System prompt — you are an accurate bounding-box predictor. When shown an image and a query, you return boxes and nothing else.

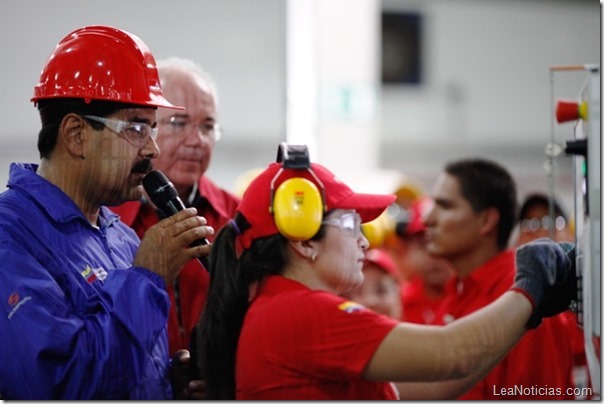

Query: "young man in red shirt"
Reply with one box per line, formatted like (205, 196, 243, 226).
(423, 158, 575, 400)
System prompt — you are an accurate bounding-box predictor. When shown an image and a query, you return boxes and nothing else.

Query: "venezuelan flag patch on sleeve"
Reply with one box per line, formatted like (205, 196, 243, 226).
(338, 300, 365, 314)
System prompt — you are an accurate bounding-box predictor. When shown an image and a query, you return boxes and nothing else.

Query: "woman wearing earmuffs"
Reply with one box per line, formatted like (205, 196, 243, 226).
(191, 144, 576, 400)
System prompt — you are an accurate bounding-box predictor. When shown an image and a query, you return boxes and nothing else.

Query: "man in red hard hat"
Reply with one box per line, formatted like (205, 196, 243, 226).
(0, 26, 213, 399)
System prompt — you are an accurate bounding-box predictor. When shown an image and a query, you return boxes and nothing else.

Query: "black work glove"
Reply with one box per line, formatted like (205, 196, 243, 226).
(534, 243, 577, 318)
(513, 238, 576, 329)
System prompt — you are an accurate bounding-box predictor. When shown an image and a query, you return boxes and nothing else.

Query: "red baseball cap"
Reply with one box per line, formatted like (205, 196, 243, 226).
(396, 196, 434, 237)
(364, 248, 399, 280)
(237, 162, 396, 249)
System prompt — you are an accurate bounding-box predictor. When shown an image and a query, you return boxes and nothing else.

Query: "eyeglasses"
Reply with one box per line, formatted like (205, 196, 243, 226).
(520, 216, 567, 233)
(83, 115, 158, 148)
(160, 116, 222, 142)
(322, 212, 363, 237)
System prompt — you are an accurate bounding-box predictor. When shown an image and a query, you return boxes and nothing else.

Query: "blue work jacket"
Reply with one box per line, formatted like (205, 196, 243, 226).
(0, 163, 172, 399)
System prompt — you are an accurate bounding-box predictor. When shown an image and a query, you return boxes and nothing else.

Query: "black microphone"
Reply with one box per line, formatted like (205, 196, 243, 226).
(143, 170, 210, 271)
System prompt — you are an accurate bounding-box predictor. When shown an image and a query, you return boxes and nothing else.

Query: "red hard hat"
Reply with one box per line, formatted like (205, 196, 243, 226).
(31, 25, 183, 109)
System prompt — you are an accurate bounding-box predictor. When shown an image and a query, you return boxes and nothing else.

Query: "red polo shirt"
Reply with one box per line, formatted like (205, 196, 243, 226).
(237, 276, 399, 400)
(110, 176, 240, 355)
(401, 277, 447, 324)
(434, 250, 575, 400)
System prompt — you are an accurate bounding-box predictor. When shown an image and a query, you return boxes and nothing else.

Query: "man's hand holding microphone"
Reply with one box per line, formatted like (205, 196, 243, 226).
(134, 170, 214, 284)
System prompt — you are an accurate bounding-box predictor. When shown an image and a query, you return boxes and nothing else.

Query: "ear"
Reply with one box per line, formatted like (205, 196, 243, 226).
(478, 207, 500, 237)
(288, 239, 317, 262)
(59, 114, 86, 159)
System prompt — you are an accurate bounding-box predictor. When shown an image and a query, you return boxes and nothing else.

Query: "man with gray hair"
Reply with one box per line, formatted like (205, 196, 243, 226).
(111, 57, 240, 360)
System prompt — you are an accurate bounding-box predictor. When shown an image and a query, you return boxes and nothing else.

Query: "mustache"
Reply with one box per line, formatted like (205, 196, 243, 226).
(131, 158, 154, 174)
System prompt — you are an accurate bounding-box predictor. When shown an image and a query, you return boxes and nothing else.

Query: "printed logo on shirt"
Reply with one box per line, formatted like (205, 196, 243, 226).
(7, 291, 32, 319)
(80, 265, 108, 283)
(338, 300, 365, 314)
(8, 292, 19, 306)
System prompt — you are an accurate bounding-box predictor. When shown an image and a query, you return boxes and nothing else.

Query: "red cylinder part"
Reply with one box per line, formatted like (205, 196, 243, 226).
(556, 99, 588, 123)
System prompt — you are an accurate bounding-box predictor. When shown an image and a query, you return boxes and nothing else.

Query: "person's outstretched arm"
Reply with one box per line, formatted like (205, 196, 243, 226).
(364, 239, 575, 399)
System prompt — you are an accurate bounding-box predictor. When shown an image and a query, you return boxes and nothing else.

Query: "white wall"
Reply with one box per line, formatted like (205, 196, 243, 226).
(0, 0, 599, 214)
(381, 0, 599, 142)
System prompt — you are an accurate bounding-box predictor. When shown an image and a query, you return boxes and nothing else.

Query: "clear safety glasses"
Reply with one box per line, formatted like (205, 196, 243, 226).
(322, 212, 363, 237)
(159, 116, 222, 142)
(82, 115, 158, 147)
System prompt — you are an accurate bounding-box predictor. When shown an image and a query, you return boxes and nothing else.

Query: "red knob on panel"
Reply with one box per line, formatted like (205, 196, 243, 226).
(556, 99, 588, 123)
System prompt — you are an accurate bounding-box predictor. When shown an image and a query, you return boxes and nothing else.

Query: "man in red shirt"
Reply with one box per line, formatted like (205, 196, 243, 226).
(388, 197, 454, 324)
(400, 250, 452, 325)
(110, 57, 240, 356)
(423, 158, 575, 400)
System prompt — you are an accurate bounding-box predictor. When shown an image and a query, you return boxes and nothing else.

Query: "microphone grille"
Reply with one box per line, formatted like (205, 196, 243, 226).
(142, 170, 178, 206)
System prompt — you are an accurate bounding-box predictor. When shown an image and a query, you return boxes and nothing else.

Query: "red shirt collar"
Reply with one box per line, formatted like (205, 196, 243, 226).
(445, 249, 516, 296)
(198, 176, 233, 219)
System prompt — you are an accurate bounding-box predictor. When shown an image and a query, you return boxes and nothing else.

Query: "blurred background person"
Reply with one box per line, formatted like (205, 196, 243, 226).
(382, 187, 454, 325)
(392, 175, 425, 211)
(384, 177, 428, 281)
(111, 57, 240, 357)
(424, 158, 575, 400)
(513, 191, 589, 399)
(396, 211, 454, 325)
(341, 248, 402, 320)
(513, 192, 574, 247)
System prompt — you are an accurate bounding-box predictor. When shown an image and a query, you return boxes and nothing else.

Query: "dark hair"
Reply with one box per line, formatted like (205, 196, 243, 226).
(36, 98, 150, 159)
(194, 213, 327, 399)
(445, 158, 517, 250)
(518, 193, 567, 222)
